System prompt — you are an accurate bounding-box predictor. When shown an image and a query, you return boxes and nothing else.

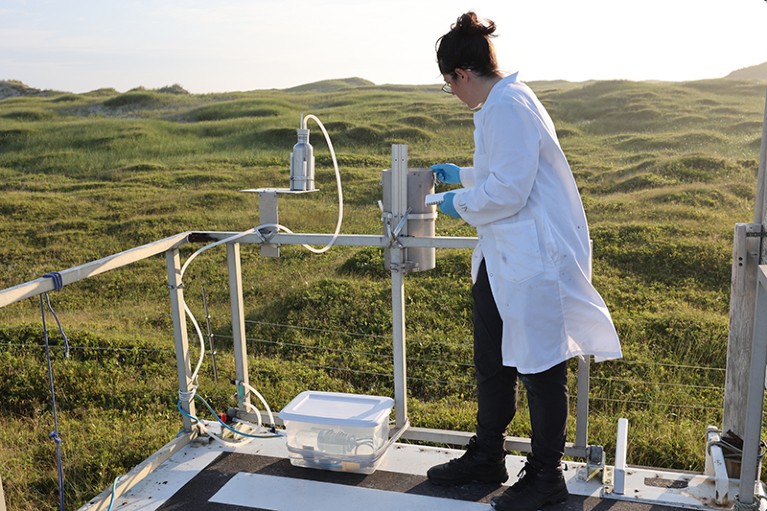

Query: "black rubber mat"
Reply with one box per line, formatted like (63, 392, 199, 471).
(155, 451, 688, 511)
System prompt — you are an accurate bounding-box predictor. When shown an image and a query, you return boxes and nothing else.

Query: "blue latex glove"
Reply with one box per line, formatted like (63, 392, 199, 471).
(439, 192, 460, 218)
(431, 163, 461, 185)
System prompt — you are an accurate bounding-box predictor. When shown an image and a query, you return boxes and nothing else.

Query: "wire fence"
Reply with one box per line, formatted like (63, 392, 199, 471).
(0, 315, 729, 420)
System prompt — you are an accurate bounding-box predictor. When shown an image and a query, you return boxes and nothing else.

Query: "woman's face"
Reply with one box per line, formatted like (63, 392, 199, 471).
(443, 69, 483, 110)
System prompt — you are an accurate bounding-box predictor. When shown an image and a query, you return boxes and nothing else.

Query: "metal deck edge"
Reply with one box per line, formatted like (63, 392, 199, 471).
(76, 433, 766, 511)
(77, 432, 195, 511)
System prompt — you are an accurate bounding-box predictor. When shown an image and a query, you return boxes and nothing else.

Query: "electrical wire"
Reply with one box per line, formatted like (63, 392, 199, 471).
(176, 394, 282, 447)
(176, 229, 261, 411)
(39, 293, 67, 511)
(106, 476, 121, 511)
(173, 113, 344, 438)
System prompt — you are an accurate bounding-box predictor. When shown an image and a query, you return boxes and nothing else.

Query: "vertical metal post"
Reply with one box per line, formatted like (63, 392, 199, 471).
(227, 243, 251, 407)
(613, 418, 628, 495)
(259, 190, 280, 258)
(574, 241, 594, 451)
(575, 356, 590, 450)
(392, 264, 407, 428)
(166, 249, 195, 432)
(738, 266, 767, 508)
(391, 144, 409, 428)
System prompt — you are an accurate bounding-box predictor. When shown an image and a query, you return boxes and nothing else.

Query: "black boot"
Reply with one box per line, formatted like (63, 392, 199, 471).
(427, 435, 509, 486)
(491, 456, 568, 511)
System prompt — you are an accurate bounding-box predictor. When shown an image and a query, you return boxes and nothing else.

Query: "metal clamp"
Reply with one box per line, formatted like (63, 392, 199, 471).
(256, 226, 278, 244)
(577, 445, 606, 483)
(392, 208, 411, 238)
(384, 208, 412, 248)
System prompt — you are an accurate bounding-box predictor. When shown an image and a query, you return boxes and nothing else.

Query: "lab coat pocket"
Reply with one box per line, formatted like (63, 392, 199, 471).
(491, 220, 545, 283)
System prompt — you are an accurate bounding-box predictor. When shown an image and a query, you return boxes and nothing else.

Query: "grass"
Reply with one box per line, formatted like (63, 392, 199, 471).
(0, 76, 765, 509)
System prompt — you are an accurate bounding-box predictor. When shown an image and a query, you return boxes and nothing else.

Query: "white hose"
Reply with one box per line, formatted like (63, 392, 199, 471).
(180, 228, 258, 389)
(176, 113, 343, 432)
(299, 114, 343, 254)
(184, 301, 206, 384)
(198, 420, 257, 448)
(242, 381, 276, 427)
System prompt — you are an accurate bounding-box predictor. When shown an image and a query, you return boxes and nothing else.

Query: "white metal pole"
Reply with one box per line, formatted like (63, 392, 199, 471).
(227, 243, 251, 408)
(575, 357, 590, 452)
(392, 263, 407, 428)
(166, 249, 196, 432)
(737, 266, 767, 507)
(613, 418, 628, 495)
(391, 144, 409, 428)
(0, 232, 189, 309)
(575, 241, 594, 452)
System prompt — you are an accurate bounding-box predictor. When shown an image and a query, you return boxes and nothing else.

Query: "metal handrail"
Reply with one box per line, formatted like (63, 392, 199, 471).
(0, 226, 595, 466)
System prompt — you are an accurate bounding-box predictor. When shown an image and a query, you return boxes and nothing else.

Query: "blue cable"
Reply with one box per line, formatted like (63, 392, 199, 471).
(176, 394, 283, 439)
(177, 400, 199, 424)
(40, 293, 66, 511)
(106, 476, 120, 511)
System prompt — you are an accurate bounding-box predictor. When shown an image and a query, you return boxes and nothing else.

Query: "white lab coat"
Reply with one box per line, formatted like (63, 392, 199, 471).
(453, 73, 622, 374)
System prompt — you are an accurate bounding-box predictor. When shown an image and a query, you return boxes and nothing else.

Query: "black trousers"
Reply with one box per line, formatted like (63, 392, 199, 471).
(472, 259, 568, 468)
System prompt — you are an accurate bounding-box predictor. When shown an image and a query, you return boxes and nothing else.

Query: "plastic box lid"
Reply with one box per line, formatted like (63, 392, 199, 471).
(279, 391, 394, 428)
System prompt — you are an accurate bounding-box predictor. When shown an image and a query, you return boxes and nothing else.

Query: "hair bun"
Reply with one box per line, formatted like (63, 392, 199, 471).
(454, 12, 496, 37)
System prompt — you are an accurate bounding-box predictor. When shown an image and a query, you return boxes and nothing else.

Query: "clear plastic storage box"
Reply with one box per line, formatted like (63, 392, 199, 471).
(278, 391, 395, 474)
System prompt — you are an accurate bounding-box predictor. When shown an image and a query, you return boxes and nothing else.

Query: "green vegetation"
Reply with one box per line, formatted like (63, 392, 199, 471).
(0, 76, 765, 509)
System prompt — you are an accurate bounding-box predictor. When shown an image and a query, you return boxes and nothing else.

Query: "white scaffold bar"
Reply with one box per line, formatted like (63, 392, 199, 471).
(193, 231, 478, 249)
(0, 232, 191, 309)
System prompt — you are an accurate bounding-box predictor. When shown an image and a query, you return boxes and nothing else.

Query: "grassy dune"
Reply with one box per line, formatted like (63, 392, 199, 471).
(0, 77, 765, 509)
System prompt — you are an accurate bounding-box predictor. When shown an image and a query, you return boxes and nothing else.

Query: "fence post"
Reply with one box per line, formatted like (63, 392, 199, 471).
(723, 223, 762, 454)
(722, 88, 767, 472)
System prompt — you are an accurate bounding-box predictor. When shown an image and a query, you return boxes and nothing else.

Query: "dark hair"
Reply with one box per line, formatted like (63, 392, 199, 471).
(436, 12, 498, 77)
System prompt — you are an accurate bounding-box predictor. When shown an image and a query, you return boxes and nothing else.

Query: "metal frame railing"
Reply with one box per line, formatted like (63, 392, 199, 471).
(737, 264, 767, 509)
(0, 225, 595, 456)
(0, 145, 602, 505)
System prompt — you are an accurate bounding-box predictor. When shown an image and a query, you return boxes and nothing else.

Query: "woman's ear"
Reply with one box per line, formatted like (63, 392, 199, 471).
(455, 68, 472, 82)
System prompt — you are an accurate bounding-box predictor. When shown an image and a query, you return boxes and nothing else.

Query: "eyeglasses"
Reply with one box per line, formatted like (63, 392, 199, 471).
(441, 82, 453, 95)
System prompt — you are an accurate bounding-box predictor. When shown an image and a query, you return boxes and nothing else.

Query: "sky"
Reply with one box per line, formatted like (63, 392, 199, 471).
(1, 0, 766, 94)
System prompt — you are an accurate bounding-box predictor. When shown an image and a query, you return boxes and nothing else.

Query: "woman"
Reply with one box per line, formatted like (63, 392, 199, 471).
(426, 12, 622, 511)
